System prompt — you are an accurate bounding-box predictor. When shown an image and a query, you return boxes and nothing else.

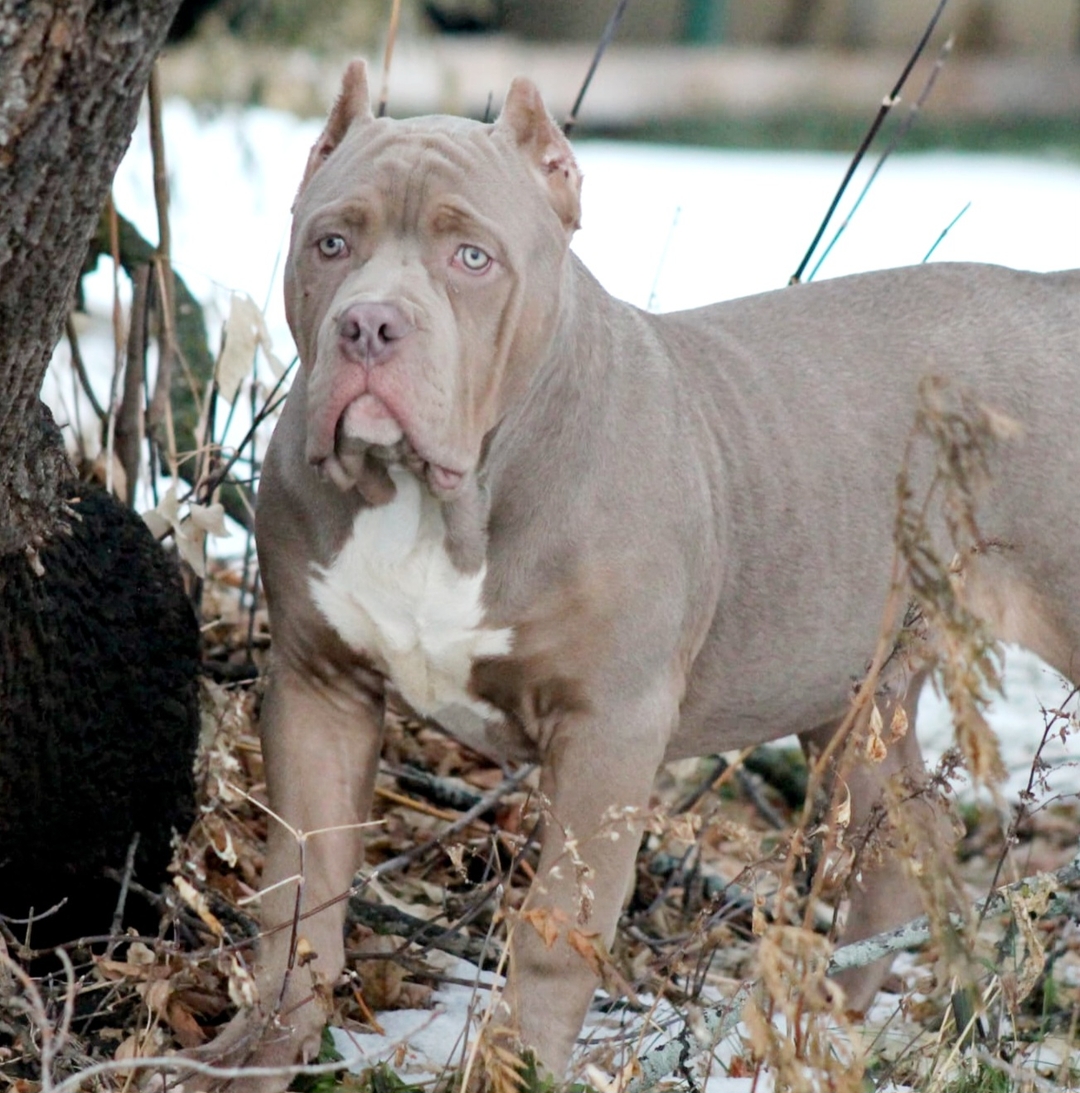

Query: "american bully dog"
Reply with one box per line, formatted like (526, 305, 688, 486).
(198, 60, 1080, 1087)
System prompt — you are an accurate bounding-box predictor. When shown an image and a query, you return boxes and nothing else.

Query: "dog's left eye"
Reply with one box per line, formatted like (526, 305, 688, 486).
(456, 244, 492, 273)
(318, 234, 348, 258)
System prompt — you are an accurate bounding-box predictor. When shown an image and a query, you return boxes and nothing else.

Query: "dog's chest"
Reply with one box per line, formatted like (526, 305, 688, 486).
(308, 469, 512, 723)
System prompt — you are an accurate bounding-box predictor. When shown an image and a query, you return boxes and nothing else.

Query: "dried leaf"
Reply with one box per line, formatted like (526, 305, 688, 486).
(834, 783, 851, 829)
(217, 293, 285, 404)
(1000, 876, 1054, 1009)
(166, 996, 207, 1049)
(188, 500, 228, 537)
(864, 729, 887, 764)
(752, 903, 767, 937)
(225, 954, 259, 1010)
(566, 928, 604, 977)
(520, 906, 567, 950)
(142, 486, 230, 577)
(295, 936, 317, 966)
(175, 876, 224, 937)
(889, 702, 909, 741)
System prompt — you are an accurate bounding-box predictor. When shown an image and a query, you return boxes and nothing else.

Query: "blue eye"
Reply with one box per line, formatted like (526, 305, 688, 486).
(457, 244, 491, 272)
(318, 234, 347, 258)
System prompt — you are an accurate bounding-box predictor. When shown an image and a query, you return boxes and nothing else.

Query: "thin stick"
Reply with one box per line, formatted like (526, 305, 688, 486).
(115, 264, 149, 503)
(106, 832, 141, 957)
(975, 685, 1080, 929)
(65, 317, 106, 423)
(563, 0, 631, 136)
(105, 194, 124, 497)
(789, 0, 951, 284)
(377, 0, 403, 118)
(146, 62, 179, 452)
(807, 33, 954, 282)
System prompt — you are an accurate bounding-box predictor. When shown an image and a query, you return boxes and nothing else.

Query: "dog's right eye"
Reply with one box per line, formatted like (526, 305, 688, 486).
(318, 234, 348, 258)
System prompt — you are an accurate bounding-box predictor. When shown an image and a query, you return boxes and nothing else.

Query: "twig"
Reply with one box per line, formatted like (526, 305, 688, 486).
(0, 898, 68, 928)
(377, 0, 403, 118)
(106, 832, 142, 958)
(807, 33, 954, 282)
(64, 317, 106, 424)
(355, 765, 535, 892)
(115, 264, 149, 504)
(188, 363, 294, 506)
(673, 755, 729, 815)
(146, 62, 178, 450)
(563, 0, 631, 136)
(975, 685, 1080, 930)
(105, 193, 124, 497)
(789, 0, 951, 284)
(734, 766, 787, 831)
(346, 895, 499, 966)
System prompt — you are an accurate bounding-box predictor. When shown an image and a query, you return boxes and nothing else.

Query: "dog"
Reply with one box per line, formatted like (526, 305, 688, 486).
(196, 60, 1080, 1087)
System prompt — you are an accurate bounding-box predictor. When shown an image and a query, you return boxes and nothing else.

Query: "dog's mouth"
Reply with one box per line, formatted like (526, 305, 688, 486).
(317, 398, 465, 502)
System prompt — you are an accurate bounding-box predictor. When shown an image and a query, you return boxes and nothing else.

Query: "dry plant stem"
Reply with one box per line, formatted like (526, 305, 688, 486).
(65, 316, 106, 424)
(352, 764, 536, 897)
(146, 62, 178, 446)
(0, 947, 76, 1093)
(115, 262, 149, 502)
(563, 0, 631, 136)
(105, 194, 124, 497)
(192, 363, 293, 505)
(106, 832, 142, 957)
(977, 685, 1080, 929)
(377, 0, 403, 118)
(807, 33, 954, 282)
(789, 0, 950, 284)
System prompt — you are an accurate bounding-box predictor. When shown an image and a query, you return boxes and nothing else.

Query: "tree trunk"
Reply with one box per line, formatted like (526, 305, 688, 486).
(0, 0, 183, 561)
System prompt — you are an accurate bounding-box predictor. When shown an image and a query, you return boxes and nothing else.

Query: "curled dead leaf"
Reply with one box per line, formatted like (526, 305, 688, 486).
(295, 936, 317, 966)
(225, 953, 259, 1010)
(566, 928, 604, 977)
(520, 906, 567, 950)
(175, 875, 224, 937)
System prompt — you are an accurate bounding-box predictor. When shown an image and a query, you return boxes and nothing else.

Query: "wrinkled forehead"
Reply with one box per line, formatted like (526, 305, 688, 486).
(294, 113, 539, 226)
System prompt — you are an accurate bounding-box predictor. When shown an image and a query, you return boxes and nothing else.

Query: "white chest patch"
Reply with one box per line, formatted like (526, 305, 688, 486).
(308, 467, 512, 722)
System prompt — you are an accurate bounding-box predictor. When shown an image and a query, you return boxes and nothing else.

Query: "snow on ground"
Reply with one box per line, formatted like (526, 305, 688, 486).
(42, 98, 1080, 1089)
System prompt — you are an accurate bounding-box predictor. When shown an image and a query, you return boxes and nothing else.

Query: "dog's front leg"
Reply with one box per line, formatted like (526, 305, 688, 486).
(504, 686, 675, 1076)
(188, 660, 384, 1092)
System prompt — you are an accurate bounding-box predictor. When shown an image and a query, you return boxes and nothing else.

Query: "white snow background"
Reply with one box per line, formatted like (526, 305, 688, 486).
(41, 99, 1080, 1090)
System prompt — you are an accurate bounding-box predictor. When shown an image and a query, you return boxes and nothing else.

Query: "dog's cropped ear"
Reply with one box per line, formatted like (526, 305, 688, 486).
(494, 78, 582, 232)
(295, 60, 374, 203)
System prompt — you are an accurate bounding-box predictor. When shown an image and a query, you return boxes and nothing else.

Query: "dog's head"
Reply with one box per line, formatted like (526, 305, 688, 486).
(285, 60, 581, 504)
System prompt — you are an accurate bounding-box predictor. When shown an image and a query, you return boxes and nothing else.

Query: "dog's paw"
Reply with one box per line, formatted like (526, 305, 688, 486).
(136, 1009, 313, 1093)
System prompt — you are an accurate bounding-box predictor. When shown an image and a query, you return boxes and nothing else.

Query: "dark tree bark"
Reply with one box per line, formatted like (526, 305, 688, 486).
(0, 0, 183, 561)
(0, 2, 200, 944)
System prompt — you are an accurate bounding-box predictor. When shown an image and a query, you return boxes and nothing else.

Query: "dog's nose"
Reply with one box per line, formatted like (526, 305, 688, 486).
(337, 302, 412, 365)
